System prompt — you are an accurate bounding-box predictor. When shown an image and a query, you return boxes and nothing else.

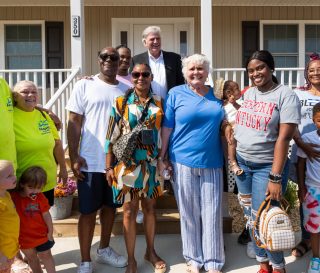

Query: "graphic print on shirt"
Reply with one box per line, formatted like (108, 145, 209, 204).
(38, 119, 50, 135)
(235, 99, 278, 132)
(6, 97, 13, 110)
(300, 98, 320, 121)
(24, 203, 40, 217)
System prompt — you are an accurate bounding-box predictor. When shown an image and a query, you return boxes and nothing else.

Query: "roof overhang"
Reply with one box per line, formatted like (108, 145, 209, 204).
(0, 0, 319, 6)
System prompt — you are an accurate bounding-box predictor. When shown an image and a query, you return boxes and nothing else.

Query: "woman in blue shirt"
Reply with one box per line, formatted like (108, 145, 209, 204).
(158, 54, 230, 273)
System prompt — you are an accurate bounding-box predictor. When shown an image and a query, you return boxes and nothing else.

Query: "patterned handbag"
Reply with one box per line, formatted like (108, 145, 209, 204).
(112, 99, 151, 166)
(253, 196, 295, 252)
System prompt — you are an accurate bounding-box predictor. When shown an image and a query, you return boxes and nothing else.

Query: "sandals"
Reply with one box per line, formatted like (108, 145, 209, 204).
(291, 240, 311, 257)
(230, 161, 244, 176)
(144, 255, 166, 273)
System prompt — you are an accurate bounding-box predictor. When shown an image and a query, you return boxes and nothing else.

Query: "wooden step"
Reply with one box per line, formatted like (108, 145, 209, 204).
(53, 209, 232, 238)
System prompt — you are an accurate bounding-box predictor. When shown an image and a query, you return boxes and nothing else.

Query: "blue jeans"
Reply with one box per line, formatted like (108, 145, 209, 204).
(235, 154, 289, 269)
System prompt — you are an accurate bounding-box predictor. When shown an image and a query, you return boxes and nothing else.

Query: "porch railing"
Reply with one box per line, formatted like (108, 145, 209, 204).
(212, 67, 305, 90)
(2, 66, 305, 150)
(0, 68, 80, 150)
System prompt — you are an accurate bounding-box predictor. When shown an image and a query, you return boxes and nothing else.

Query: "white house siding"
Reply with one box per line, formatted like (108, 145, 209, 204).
(0, 6, 71, 68)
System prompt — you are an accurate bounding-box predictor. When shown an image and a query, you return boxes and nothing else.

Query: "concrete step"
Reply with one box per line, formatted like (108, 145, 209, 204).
(53, 208, 233, 238)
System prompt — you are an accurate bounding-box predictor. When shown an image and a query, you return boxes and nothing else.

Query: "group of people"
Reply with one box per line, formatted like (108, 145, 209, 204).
(0, 24, 320, 273)
(0, 76, 67, 273)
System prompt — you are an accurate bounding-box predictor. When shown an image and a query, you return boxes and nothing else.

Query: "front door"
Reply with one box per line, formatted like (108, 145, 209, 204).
(133, 24, 174, 55)
(112, 18, 194, 57)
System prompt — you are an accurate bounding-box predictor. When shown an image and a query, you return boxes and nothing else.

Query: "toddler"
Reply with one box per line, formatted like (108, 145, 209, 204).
(297, 102, 320, 273)
(11, 166, 56, 273)
(214, 78, 243, 175)
(0, 160, 19, 273)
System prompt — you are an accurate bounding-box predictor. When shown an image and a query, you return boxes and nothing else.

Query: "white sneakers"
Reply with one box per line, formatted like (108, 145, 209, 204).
(78, 262, 93, 273)
(96, 246, 128, 267)
(78, 247, 127, 273)
(308, 257, 320, 273)
(246, 241, 256, 259)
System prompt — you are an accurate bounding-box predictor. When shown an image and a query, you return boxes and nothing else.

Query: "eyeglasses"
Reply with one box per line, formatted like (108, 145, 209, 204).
(99, 53, 119, 62)
(131, 71, 151, 79)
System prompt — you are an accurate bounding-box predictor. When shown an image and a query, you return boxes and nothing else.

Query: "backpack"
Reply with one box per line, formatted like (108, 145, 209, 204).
(253, 196, 295, 252)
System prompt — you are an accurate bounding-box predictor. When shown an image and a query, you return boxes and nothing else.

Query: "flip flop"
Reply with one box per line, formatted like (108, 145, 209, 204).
(144, 256, 166, 273)
(291, 240, 311, 257)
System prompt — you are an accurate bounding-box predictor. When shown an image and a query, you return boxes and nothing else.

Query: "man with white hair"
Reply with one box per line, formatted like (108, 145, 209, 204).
(130, 25, 184, 100)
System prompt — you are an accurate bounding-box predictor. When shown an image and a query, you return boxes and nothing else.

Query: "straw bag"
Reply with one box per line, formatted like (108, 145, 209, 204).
(252, 196, 295, 252)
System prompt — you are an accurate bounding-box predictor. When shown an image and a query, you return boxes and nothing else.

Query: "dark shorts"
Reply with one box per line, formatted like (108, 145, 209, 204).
(43, 189, 54, 206)
(77, 172, 121, 214)
(36, 240, 55, 252)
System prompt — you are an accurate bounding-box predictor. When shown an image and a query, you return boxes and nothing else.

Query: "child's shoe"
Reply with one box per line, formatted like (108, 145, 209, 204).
(308, 257, 320, 273)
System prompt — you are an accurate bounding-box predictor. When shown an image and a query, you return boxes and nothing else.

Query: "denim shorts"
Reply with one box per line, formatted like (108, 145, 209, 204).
(77, 172, 122, 214)
(36, 240, 55, 252)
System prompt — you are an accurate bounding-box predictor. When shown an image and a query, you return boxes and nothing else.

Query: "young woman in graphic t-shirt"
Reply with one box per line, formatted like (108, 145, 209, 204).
(234, 50, 301, 273)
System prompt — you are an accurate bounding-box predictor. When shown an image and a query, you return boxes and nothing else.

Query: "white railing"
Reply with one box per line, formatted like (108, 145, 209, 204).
(0, 68, 80, 150)
(44, 68, 80, 149)
(212, 67, 305, 90)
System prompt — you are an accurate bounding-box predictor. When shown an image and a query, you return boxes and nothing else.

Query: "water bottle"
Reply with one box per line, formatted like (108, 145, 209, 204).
(162, 169, 171, 180)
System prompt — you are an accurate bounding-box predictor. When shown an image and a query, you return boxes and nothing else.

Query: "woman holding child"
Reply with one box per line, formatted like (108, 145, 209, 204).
(290, 53, 320, 259)
(158, 54, 231, 273)
(234, 50, 301, 273)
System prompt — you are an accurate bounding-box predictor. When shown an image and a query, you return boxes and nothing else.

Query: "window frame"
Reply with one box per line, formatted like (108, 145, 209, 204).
(0, 20, 46, 69)
(260, 20, 320, 69)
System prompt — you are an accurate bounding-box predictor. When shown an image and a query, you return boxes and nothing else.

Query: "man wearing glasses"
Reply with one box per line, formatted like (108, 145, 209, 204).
(66, 47, 128, 273)
(131, 26, 185, 100)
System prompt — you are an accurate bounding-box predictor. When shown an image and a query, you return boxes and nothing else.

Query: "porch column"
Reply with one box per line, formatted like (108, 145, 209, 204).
(70, 0, 85, 74)
(200, 0, 213, 66)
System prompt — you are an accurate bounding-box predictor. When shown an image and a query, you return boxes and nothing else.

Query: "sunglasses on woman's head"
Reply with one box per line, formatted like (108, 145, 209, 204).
(131, 71, 151, 79)
(99, 53, 119, 62)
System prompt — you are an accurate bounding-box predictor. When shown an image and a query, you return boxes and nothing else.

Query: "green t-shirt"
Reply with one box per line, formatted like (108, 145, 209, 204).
(13, 107, 59, 192)
(0, 78, 16, 169)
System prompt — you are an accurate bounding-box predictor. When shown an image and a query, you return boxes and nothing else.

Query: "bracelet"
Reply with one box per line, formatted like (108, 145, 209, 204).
(269, 179, 282, 184)
(158, 156, 164, 161)
(269, 172, 282, 182)
(105, 167, 114, 172)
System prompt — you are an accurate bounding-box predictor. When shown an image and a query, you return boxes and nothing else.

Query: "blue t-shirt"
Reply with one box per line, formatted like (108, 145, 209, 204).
(163, 84, 224, 168)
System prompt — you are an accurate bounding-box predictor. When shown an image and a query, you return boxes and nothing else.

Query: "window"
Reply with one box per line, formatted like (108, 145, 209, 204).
(305, 24, 320, 63)
(263, 24, 298, 68)
(5, 24, 42, 69)
(179, 31, 187, 57)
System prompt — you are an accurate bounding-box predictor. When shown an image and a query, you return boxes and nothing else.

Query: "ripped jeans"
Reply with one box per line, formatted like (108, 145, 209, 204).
(235, 153, 289, 270)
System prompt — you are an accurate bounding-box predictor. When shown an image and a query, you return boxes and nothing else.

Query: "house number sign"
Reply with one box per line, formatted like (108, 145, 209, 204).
(72, 16, 80, 37)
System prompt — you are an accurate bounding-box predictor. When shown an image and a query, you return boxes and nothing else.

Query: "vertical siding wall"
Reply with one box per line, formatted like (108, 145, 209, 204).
(1, 6, 320, 74)
(213, 6, 320, 69)
(0, 6, 71, 68)
(85, 6, 200, 74)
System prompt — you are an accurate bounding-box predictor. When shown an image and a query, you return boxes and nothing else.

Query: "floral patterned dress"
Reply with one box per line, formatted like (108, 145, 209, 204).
(105, 90, 163, 204)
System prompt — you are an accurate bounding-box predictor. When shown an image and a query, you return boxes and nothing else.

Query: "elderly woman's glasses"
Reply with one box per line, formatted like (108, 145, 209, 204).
(131, 71, 151, 79)
(99, 53, 119, 62)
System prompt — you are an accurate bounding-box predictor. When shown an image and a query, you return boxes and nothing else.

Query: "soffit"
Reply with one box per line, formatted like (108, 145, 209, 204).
(0, 0, 318, 6)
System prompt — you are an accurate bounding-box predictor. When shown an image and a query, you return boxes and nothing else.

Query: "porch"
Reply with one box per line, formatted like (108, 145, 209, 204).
(3, 66, 305, 151)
